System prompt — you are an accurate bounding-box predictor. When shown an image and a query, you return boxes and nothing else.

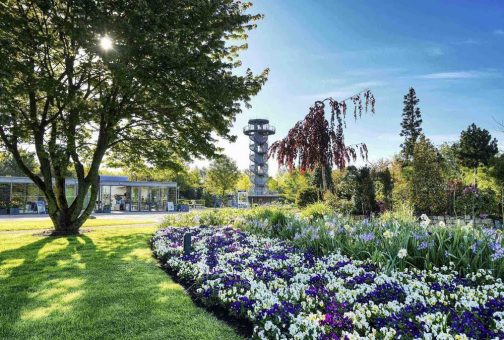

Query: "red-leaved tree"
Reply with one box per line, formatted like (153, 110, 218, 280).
(270, 90, 375, 191)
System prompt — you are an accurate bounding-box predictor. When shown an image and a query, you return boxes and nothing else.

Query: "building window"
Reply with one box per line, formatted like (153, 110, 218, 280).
(0, 183, 10, 206)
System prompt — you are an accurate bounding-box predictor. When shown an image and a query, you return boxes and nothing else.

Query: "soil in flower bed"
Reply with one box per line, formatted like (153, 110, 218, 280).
(152, 225, 504, 339)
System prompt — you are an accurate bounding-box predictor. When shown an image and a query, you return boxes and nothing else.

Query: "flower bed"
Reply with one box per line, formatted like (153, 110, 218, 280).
(152, 226, 504, 339)
(245, 213, 504, 278)
(161, 206, 504, 278)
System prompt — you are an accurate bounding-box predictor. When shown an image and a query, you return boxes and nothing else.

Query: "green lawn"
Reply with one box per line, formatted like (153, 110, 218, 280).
(0, 218, 159, 232)
(0, 226, 242, 340)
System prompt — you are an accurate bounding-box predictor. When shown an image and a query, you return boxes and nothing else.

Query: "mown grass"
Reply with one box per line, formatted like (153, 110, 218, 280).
(0, 226, 242, 340)
(0, 218, 159, 231)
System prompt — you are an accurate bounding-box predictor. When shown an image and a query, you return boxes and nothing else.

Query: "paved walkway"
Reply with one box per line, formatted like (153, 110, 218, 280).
(0, 212, 184, 235)
(0, 223, 158, 235)
(0, 211, 178, 222)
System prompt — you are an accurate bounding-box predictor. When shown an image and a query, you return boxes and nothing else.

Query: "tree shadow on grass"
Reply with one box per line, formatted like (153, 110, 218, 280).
(0, 234, 92, 338)
(68, 232, 241, 339)
(0, 230, 241, 340)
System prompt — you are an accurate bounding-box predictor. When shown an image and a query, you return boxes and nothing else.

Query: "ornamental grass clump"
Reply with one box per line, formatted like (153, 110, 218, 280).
(152, 226, 504, 339)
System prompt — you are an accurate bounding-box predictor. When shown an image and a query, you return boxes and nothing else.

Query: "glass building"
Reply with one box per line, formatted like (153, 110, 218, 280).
(0, 175, 178, 214)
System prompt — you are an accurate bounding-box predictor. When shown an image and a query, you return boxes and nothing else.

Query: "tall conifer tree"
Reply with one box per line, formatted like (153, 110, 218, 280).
(400, 88, 423, 161)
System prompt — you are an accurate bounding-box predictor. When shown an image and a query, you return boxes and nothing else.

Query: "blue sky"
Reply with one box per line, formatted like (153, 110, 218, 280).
(213, 0, 504, 173)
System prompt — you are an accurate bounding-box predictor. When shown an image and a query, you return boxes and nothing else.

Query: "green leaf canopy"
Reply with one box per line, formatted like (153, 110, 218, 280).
(0, 0, 267, 233)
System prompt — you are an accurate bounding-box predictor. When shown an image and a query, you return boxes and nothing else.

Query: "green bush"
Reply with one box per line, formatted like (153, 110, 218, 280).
(324, 191, 353, 215)
(300, 202, 333, 221)
(455, 186, 498, 218)
(379, 201, 416, 225)
(295, 186, 319, 207)
(160, 208, 243, 227)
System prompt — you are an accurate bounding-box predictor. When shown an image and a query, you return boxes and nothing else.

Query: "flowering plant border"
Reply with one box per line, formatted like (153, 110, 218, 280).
(152, 225, 504, 339)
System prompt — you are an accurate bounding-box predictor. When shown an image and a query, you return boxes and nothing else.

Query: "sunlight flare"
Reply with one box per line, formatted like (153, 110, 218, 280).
(99, 35, 113, 51)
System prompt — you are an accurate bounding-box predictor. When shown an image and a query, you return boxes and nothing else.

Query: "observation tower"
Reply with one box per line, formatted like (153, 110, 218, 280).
(243, 119, 275, 195)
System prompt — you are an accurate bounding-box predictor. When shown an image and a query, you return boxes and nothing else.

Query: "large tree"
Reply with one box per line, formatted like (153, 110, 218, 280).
(270, 90, 375, 191)
(456, 123, 498, 186)
(0, 1, 267, 234)
(0, 150, 38, 177)
(344, 166, 377, 215)
(236, 171, 252, 192)
(372, 163, 393, 211)
(400, 87, 423, 162)
(204, 155, 240, 200)
(410, 135, 446, 214)
(269, 168, 310, 202)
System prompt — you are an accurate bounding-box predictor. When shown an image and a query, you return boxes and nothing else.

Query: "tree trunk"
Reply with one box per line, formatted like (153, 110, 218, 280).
(50, 211, 84, 235)
(472, 204, 476, 226)
(501, 186, 504, 226)
(44, 169, 101, 236)
(472, 167, 477, 226)
(453, 190, 457, 218)
(321, 165, 327, 192)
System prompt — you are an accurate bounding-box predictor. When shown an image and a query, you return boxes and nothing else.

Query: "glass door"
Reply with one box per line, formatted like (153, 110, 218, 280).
(130, 187, 140, 211)
(140, 187, 150, 211)
(150, 188, 161, 211)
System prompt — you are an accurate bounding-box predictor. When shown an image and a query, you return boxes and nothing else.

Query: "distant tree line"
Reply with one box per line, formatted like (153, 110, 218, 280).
(268, 87, 504, 222)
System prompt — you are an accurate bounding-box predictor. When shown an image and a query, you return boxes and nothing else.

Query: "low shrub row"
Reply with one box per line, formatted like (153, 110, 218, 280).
(152, 226, 504, 339)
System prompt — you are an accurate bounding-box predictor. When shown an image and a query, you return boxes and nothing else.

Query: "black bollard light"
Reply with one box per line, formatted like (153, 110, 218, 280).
(183, 233, 192, 255)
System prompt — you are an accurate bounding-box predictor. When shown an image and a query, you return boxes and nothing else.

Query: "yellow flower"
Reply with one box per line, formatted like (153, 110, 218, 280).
(383, 230, 393, 239)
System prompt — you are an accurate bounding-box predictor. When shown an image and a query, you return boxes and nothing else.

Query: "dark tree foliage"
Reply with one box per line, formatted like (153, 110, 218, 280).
(456, 124, 498, 170)
(0, 150, 38, 177)
(410, 135, 446, 215)
(311, 164, 334, 195)
(455, 124, 498, 223)
(400, 87, 423, 162)
(374, 168, 393, 211)
(270, 90, 375, 191)
(0, 1, 267, 234)
(491, 155, 504, 187)
(295, 186, 319, 208)
(344, 166, 376, 215)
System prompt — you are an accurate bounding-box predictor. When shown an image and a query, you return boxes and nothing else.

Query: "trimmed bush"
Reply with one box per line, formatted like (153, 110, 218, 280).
(295, 186, 318, 207)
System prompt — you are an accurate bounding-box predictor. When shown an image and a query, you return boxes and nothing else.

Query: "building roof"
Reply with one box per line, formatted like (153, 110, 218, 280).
(0, 176, 177, 188)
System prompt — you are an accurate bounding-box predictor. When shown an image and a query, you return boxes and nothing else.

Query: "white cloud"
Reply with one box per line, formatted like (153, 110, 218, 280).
(494, 29, 504, 35)
(426, 47, 444, 56)
(344, 67, 407, 77)
(302, 81, 386, 101)
(311, 47, 406, 60)
(457, 38, 479, 45)
(417, 70, 501, 79)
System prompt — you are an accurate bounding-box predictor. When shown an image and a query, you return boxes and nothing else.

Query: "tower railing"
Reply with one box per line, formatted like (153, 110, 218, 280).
(243, 124, 276, 135)
(249, 153, 267, 165)
(249, 141, 268, 154)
